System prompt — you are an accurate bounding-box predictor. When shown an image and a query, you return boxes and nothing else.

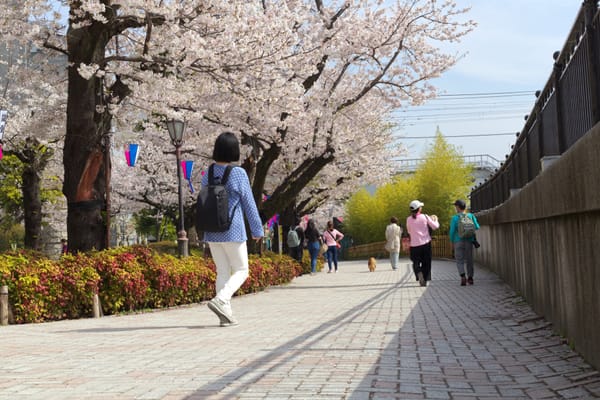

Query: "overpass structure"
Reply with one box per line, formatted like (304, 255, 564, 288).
(395, 154, 500, 187)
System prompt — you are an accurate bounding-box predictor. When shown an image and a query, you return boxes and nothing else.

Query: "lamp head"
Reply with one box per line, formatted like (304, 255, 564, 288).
(166, 119, 186, 145)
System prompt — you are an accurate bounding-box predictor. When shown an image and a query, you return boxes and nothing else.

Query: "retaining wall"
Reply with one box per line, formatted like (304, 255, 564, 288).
(475, 123, 600, 370)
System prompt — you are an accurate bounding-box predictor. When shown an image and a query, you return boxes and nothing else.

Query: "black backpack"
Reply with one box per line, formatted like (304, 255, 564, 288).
(195, 164, 235, 232)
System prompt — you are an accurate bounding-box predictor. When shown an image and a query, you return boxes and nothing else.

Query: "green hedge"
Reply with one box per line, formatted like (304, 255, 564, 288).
(0, 245, 305, 324)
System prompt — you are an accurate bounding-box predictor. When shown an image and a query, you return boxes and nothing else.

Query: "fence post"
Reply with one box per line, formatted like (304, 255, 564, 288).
(92, 293, 101, 318)
(584, 0, 600, 125)
(0, 285, 8, 326)
(552, 52, 567, 154)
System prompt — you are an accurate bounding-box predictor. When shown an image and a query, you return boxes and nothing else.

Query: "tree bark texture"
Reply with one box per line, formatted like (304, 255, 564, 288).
(22, 165, 42, 250)
(64, 20, 112, 253)
(15, 138, 53, 251)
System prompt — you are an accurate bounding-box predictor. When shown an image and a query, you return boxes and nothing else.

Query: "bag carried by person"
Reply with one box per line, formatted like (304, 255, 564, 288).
(319, 241, 327, 255)
(287, 226, 301, 247)
(457, 213, 476, 239)
(401, 237, 410, 252)
(195, 164, 236, 232)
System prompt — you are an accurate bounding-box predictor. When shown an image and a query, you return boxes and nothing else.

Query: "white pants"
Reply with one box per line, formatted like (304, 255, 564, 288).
(208, 241, 250, 303)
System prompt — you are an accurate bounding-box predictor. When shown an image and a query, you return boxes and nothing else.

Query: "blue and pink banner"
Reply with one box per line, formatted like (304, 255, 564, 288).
(267, 214, 279, 229)
(124, 144, 139, 167)
(181, 160, 195, 193)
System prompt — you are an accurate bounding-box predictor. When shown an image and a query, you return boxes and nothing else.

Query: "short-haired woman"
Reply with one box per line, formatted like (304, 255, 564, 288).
(202, 132, 264, 326)
(385, 217, 402, 270)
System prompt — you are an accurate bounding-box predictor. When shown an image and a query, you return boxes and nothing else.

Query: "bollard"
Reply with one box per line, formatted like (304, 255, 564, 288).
(92, 293, 101, 318)
(0, 285, 8, 326)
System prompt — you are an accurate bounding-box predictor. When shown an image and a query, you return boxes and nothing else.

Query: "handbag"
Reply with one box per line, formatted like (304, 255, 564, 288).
(401, 237, 410, 252)
(319, 242, 327, 255)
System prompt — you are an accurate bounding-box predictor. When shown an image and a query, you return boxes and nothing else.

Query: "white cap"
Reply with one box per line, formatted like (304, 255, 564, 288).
(409, 200, 424, 211)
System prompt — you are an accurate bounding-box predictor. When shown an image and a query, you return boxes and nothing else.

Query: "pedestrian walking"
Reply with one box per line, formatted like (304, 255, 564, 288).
(323, 220, 344, 273)
(304, 219, 322, 274)
(384, 217, 402, 270)
(449, 199, 480, 286)
(287, 217, 305, 262)
(406, 200, 439, 286)
(201, 132, 264, 327)
(60, 238, 68, 255)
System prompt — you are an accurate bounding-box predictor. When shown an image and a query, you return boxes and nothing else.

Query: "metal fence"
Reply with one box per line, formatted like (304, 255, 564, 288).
(471, 1, 600, 212)
(346, 235, 453, 260)
(396, 154, 500, 174)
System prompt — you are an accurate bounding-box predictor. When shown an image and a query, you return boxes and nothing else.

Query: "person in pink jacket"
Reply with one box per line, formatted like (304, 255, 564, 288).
(406, 200, 439, 286)
(322, 220, 344, 273)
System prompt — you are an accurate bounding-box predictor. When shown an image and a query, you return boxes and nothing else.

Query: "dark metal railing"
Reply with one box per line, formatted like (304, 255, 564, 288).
(471, 0, 600, 212)
(397, 154, 501, 173)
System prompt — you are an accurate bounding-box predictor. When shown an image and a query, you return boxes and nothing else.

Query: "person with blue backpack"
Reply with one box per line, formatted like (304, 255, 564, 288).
(200, 132, 264, 326)
(449, 199, 480, 286)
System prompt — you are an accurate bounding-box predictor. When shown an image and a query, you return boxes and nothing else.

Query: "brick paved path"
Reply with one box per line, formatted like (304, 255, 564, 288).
(1, 259, 599, 399)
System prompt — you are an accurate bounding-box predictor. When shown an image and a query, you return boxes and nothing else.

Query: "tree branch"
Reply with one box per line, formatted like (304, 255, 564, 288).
(336, 40, 403, 112)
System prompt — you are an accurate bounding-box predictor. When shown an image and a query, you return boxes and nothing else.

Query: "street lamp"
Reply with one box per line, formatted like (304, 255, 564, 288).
(166, 119, 189, 257)
(0, 110, 8, 160)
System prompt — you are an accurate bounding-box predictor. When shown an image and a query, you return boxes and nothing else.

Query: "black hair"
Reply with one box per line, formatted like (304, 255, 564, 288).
(390, 216, 398, 224)
(212, 131, 240, 162)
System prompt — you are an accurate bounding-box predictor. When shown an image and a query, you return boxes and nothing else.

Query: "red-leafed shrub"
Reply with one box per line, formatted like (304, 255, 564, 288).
(0, 250, 100, 323)
(0, 245, 303, 324)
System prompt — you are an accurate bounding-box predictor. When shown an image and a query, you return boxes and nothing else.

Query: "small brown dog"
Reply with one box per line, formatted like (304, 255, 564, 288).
(368, 257, 376, 272)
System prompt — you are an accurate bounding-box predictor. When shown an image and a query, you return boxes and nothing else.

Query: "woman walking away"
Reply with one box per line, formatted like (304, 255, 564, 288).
(201, 132, 264, 327)
(385, 217, 402, 270)
(305, 219, 322, 275)
(406, 200, 439, 287)
(323, 220, 344, 273)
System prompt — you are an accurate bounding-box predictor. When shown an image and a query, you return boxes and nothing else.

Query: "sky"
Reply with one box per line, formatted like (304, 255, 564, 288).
(393, 0, 581, 163)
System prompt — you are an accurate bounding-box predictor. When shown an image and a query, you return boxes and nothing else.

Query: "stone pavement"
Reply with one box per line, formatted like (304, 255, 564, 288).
(1, 259, 600, 400)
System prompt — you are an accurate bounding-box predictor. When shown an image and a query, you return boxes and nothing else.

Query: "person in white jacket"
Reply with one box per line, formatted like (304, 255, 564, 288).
(385, 216, 403, 270)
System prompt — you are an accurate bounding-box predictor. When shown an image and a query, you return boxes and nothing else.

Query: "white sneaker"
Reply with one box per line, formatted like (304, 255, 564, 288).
(220, 318, 239, 327)
(207, 298, 236, 325)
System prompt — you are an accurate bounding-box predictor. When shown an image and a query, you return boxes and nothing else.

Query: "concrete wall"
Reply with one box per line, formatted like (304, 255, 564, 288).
(474, 123, 600, 370)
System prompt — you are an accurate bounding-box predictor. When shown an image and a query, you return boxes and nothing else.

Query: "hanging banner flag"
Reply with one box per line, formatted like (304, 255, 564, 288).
(182, 160, 195, 193)
(124, 143, 139, 167)
(267, 213, 279, 229)
(0, 110, 7, 142)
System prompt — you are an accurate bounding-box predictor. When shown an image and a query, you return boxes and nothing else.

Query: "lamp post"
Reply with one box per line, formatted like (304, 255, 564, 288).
(0, 110, 8, 160)
(166, 119, 189, 257)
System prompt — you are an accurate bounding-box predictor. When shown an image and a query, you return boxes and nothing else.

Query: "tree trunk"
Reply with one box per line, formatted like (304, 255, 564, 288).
(21, 163, 42, 250)
(15, 138, 53, 251)
(63, 22, 112, 253)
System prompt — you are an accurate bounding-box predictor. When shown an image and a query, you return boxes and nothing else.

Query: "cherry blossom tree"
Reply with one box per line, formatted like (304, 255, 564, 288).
(0, 30, 67, 250)
(2, 0, 474, 252)
(113, 0, 474, 226)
